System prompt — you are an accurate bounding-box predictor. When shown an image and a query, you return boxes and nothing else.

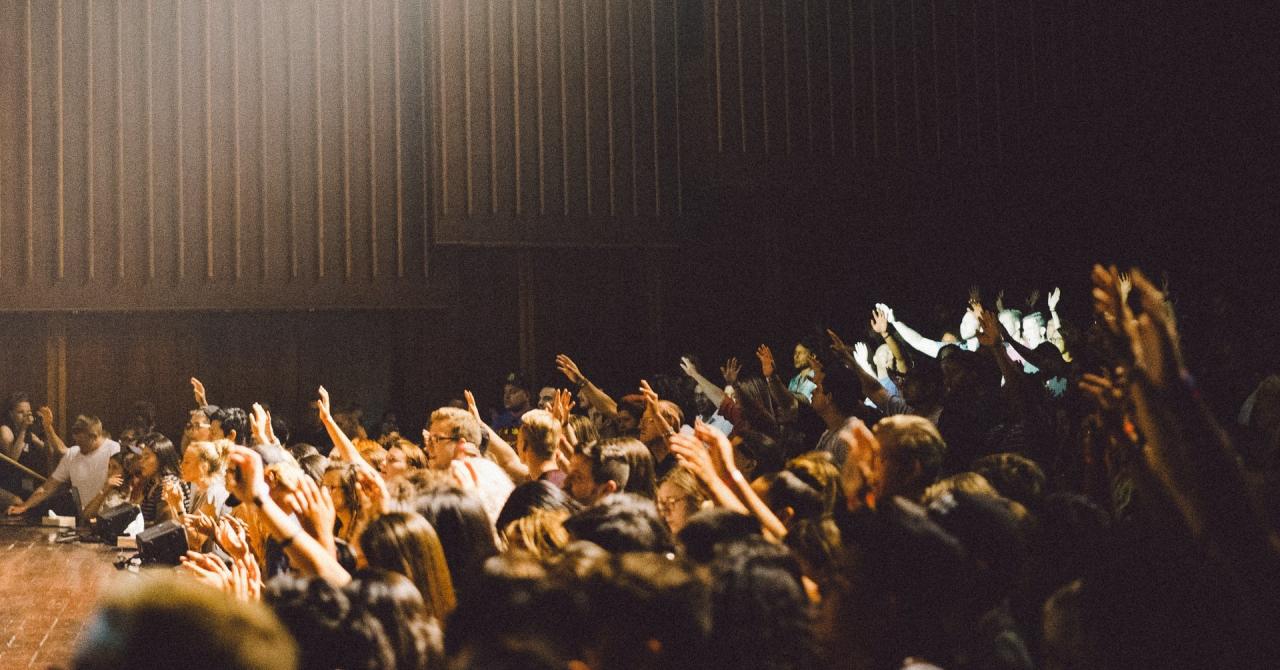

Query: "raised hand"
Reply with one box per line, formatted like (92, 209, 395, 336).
(827, 328, 853, 356)
(639, 379, 660, 408)
(1091, 264, 1134, 341)
(225, 445, 266, 504)
(317, 386, 332, 417)
(214, 515, 251, 562)
(870, 309, 889, 336)
(693, 420, 737, 481)
(162, 479, 186, 514)
(1079, 371, 1127, 416)
(249, 403, 277, 447)
(995, 289, 1007, 312)
(290, 474, 336, 551)
(669, 431, 717, 484)
(679, 356, 700, 378)
(720, 357, 741, 385)
(853, 341, 871, 371)
(967, 286, 981, 309)
(556, 354, 586, 386)
(37, 406, 54, 429)
(875, 303, 897, 324)
(178, 551, 232, 592)
(354, 466, 391, 519)
(463, 389, 484, 424)
(1126, 269, 1185, 389)
(1048, 287, 1062, 312)
(190, 377, 208, 407)
(1025, 289, 1041, 311)
(977, 308, 1003, 348)
(756, 344, 776, 377)
(551, 389, 574, 425)
(229, 553, 262, 603)
(837, 419, 880, 509)
(1118, 272, 1133, 303)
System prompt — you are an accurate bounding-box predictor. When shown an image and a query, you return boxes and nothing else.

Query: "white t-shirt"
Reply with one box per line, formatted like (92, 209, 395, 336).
(50, 439, 121, 510)
(449, 455, 514, 527)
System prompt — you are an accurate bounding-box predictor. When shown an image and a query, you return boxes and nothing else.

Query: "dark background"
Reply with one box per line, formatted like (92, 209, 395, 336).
(0, 0, 1275, 439)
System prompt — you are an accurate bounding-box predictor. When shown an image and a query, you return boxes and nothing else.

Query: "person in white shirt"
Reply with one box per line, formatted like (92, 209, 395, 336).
(6, 415, 120, 517)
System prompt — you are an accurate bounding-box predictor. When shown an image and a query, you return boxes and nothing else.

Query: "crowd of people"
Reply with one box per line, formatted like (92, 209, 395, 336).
(4, 265, 1279, 669)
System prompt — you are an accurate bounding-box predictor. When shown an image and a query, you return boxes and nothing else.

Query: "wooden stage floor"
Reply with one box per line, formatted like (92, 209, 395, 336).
(0, 521, 135, 669)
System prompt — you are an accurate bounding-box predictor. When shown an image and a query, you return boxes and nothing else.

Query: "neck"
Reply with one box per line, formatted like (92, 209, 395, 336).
(817, 406, 846, 430)
(531, 456, 557, 475)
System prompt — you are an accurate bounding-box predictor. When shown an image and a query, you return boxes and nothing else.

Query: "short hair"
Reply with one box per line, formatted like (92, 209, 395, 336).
(677, 509, 763, 564)
(496, 480, 581, 532)
(74, 572, 297, 670)
(297, 452, 328, 483)
(519, 409, 562, 460)
(563, 493, 675, 554)
(820, 364, 865, 417)
(874, 415, 946, 484)
(922, 471, 1000, 506)
(429, 407, 482, 446)
(611, 438, 657, 499)
(71, 415, 104, 438)
(580, 440, 631, 491)
(220, 407, 249, 445)
(3, 391, 30, 419)
(971, 452, 1047, 509)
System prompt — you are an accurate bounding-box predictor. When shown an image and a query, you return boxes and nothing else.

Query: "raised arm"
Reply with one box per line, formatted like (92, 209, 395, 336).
(316, 387, 371, 471)
(756, 345, 799, 424)
(557, 354, 618, 418)
(465, 389, 528, 482)
(679, 356, 727, 408)
(831, 327, 890, 408)
(877, 303, 943, 358)
(36, 406, 67, 459)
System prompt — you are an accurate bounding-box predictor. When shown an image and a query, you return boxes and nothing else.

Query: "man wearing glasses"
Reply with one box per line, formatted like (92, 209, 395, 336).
(424, 407, 514, 525)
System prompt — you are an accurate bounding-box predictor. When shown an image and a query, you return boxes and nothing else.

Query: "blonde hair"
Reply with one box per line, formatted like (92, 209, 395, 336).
(187, 439, 231, 476)
(501, 508, 571, 559)
(71, 414, 104, 438)
(429, 407, 481, 446)
(922, 471, 1000, 506)
(519, 409, 563, 460)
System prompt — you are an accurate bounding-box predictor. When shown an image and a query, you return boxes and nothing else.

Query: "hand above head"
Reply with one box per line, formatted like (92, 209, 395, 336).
(1047, 287, 1062, 312)
(853, 341, 871, 370)
(639, 379, 660, 408)
(249, 403, 277, 447)
(317, 386, 332, 418)
(191, 377, 208, 407)
(556, 354, 586, 386)
(354, 466, 391, 519)
(289, 474, 336, 545)
(756, 344, 776, 377)
(679, 356, 700, 379)
(178, 551, 232, 592)
(870, 309, 889, 336)
(37, 406, 54, 429)
(721, 357, 741, 385)
(977, 308, 1003, 348)
(668, 431, 717, 483)
(463, 390, 483, 424)
(1025, 289, 1041, 311)
(551, 389, 573, 426)
(875, 303, 897, 324)
(827, 328, 852, 355)
(7, 504, 28, 516)
(968, 286, 981, 309)
(692, 420, 737, 480)
(995, 289, 1007, 312)
(225, 445, 266, 504)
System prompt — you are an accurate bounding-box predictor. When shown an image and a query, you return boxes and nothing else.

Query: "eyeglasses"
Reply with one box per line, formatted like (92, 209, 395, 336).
(657, 495, 691, 512)
(425, 433, 461, 445)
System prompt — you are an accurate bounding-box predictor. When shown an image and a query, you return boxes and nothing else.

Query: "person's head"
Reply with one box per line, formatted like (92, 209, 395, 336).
(185, 409, 214, 443)
(383, 438, 427, 480)
(181, 439, 229, 485)
(264, 575, 393, 670)
(811, 364, 864, 419)
(922, 471, 1000, 506)
(639, 400, 683, 444)
(900, 363, 944, 408)
(579, 552, 710, 670)
(764, 470, 827, 527)
(971, 452, 1047, 510)
(425, 407, 481, 469)
(793, 341, 816, 370)
(322, 463, 361, 530)
(871, 415, 946, 504)
(345, 569, 443, 670)
(613, 438, 658, 499)
(74, 572, 297, 670)
(656, 465, 709, 534)
(958, 308, 981, 340)
(1022, 312, 1047, 348)
(359, 511, 457, 620)
(612, 402, 643, 436)
(997, 308, 1023, 342)
(4, 391, 32, 427)
(296, 452, 327, 484)
(566, 413, 599, 445)
(537, 386, 558, 410)
(496, 479, 581, 532)
(565, 440, 631, 505)
(706, 538, 819, 670)
(563, 493, 676, 554)
(71, 415, 106, 451)
(501, 508, 573, 558)
(785, 452, 844, 515)
(218, 407, 248, 445)
(926, 489, 1029, 610)
(872, 344, 894, 375)
(412, 485, 500, 606)
(503, 373, 533, 412)
(126, 400, 158, 435)
(732, 430, 784, 479)
(138, 433, 180, 481)
(517, 409, 562, 468)
(676, 509, 764, 564)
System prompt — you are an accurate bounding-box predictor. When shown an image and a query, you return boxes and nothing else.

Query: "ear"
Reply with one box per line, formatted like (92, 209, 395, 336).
(601, 480, 619, 496)
(226, 429, 238, 444)
(779, 506, 796, 526)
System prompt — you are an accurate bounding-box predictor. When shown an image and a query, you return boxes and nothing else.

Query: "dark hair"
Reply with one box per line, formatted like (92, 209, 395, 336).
(496, 480, 582, 532)
(735, 430, 785, 477)
(141, 433, 181, 479)
(766, 470, 826, 523)
(580, 440, 631, 490)
(563, 493, 675, 554)
(579, 552, 710, 670)
(927, 489, 1029, 610)
(324, 463, 362, 527)
(288, 442, 320, 461)
(264, 574, 394, 670)
(346, 569, 443, 670)
(971, 452, 1047, 510)
(129, 400, 157, 432)
(677, 509, 763, 564)
(412, 486, 499, 608)
(819, 365, 865, 417)
(611, 438, 657, 499)
(3, 391, 30, 428)
(707, 539, 821, 670)
(270, 414, 291, 445)
(220, 407, 249, 446)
